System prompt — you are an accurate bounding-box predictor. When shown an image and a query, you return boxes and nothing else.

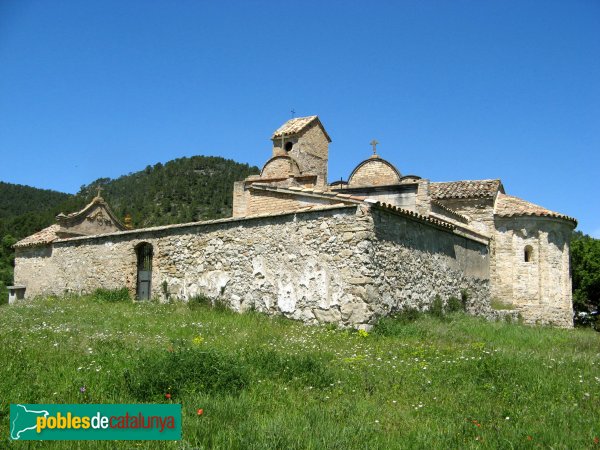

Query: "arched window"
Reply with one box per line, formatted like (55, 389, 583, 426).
(136, 243, 153, 300)
(524, 245, 533, 263)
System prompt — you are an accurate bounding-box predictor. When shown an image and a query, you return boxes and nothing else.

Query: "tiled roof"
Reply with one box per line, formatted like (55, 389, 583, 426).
(494, 193, 577, 224)
(49, 204, 359, 244)
(13, 224, 61, 248)
(431, 200, 470, 223)
(430, 179, 503, 199)
(371, 202, 455, 230)
(272, 116, 332, 142)
(250, 203, 351, 217)
(249, 184, 366, 203)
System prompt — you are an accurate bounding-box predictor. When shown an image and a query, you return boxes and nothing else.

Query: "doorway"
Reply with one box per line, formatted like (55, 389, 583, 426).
(136, 243, 153, 300)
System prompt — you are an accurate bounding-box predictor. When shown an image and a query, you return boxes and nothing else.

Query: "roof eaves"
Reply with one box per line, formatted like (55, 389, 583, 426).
(371, 202, 455, 231)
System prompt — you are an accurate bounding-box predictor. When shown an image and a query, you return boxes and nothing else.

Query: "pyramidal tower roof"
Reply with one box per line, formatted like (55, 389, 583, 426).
(271, 115, 331, 142)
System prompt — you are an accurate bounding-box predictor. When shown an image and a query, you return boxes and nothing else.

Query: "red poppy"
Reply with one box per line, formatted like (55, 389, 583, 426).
(197, 409, 204, 416)
(165, 393, 171, 399)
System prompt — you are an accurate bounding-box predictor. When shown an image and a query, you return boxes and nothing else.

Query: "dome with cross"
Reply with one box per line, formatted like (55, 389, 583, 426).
(347, 141, 401, 187)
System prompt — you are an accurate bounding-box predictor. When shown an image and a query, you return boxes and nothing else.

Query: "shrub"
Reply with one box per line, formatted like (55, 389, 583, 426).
(429, 295, 444, 317)
(397, 307, 422, 323)
(447, 296, 463, 313)
(372, 308, 422, 336)
(91, 288, 130, 302)
(0, 282, 7, 305)
(213, 297, 231, 313)
(124, 346, 249, 401)
(461, 289, 470, 310)
(188, 293, 213, 309)
(161, 281, 170, 301)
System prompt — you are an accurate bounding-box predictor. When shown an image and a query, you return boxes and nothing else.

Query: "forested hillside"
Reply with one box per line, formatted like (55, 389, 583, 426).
(0, 183, 86, 303)
(0, 156, 259, 301)
(81, 156, 258, 227)
(0, 182, 72, 218)
(571, 231, 600, 321)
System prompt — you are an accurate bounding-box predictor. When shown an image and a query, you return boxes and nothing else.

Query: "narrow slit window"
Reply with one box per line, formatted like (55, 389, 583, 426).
(524, 245, 533, 263)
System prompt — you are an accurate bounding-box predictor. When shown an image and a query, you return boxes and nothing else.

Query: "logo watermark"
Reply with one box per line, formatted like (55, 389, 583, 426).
(10, 404, 181, 440)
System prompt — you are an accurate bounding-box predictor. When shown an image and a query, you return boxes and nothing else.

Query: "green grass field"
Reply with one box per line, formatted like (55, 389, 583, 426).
(1, 294, 599, 449)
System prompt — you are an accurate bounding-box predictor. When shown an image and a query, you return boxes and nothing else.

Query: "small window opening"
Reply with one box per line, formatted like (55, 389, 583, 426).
(524, 245, 533, 263)
(285, 141, 294, 152)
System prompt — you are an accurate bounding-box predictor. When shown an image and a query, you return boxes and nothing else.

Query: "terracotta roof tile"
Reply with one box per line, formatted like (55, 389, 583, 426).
(431, 200, 470, 223)
(430, 179, 503, 199)
(272, 116, 332, 142)
(248, 184, 365, 203)
(371, 202, 455, 230)
(494, 193, 577, 224)
(272, 116, 317, 137)
(23, 204, 358, 247)
(13, 224, 61, 248)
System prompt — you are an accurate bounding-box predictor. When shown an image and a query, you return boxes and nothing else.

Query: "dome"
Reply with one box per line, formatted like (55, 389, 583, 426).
(260, 155, 302, 179)
(347, 155, 401, 187)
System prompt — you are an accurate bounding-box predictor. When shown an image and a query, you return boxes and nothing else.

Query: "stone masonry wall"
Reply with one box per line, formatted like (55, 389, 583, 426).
(282, 123, 328, 187)
(232, 181, 247, 218)
(261, 156, 299, 178)
(492, 216, 574, 327)
(245, 190, 336, 217)
(15, 205, 491, 328)
(433, 197, 496, 235)
(368, 207, 491, 318)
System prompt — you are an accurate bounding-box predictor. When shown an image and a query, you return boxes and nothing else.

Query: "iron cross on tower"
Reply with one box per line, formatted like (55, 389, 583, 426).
(370, 139, 379, 155)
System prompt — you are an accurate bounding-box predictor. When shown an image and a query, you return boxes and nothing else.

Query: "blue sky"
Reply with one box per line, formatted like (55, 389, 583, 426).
(1, 0, 598, 236)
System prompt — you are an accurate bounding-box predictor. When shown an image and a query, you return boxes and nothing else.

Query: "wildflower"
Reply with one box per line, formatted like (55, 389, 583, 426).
(197, 409, 204, 416)
(165, 393, 171, 399)
(192, 336, 204, 346)
(594, 437, 599, 445)
(527, 436, 533, 441)
(505, 417, 510, 420)
(79, 386, 86, 393)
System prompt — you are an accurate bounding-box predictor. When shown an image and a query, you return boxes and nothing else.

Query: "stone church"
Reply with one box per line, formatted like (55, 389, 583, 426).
(13, 116, 577, 327)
